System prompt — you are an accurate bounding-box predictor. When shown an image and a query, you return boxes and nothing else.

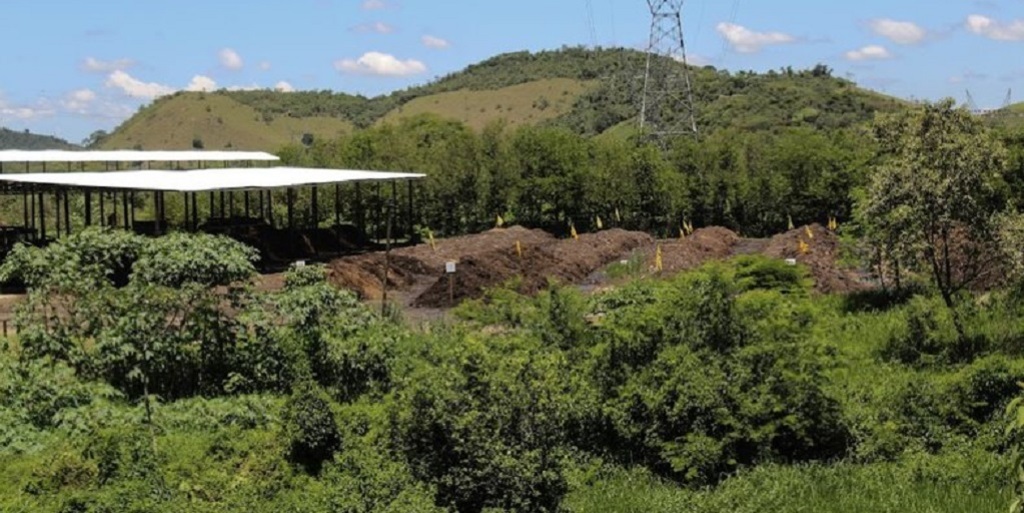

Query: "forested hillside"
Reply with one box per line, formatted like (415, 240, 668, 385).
(101, 47, 907, 150)
(0, 127, 78, 150)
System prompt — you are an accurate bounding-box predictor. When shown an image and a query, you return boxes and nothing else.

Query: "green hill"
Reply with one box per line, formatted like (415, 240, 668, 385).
(102, 47, 908, 151)
(0, 127, 78, 150)
(100, 93, 353, 151)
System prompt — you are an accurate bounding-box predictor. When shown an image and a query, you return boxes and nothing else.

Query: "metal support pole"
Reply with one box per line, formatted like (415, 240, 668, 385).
(375, 182, 382, 244)
(267, 190, 274, 227)
(63, 190, 71, 235)
(38, 191, 46, 240)
(244, 191, 250, 218)
(355, 182, 364, 236)
(22, 191, 29, 231)
(259, 191, 265, 223)
(287, 188, 294, 229)
(154, 192, 161, 235)
(122, 191, 129, 230)
(99, 192, 105, 227)
(382, 197, 393, 317)
(55, 192, 62, 238)
(311, 186, 319, 228)
(334, 184, 341, 226)
(220, 191, 226, 219)
(208, 191, 215, 222)
(191, 193, 198, 231)
(407, 180, 414, 241)
(229, 191, 235, 218)
(391, 180, 397, 240)
(85, 190, 92, 227)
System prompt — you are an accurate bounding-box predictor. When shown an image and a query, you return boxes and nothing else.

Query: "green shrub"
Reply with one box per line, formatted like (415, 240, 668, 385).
(879, 295, 988, 366)
(732, 255, 812, 294)
(390, 332, 586, 512)
(282, 381, 340, 473)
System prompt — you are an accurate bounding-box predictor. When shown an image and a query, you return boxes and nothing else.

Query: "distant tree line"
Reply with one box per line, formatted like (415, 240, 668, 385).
(278, 114, 876, 238)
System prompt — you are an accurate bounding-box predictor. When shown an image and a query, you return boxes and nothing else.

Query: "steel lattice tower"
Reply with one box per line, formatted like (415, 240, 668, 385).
(639, 0, 698, 140)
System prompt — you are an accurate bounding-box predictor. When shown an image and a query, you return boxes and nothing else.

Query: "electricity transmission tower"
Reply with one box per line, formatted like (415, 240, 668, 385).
(639, 0, 698, 140)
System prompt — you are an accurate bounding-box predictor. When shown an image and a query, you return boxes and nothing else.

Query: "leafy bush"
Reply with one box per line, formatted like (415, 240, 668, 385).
(879, 295, 988, 366)
(390, 331, 592, 512)
(599, 269, 848, 484)
(282, 381, 341, 473)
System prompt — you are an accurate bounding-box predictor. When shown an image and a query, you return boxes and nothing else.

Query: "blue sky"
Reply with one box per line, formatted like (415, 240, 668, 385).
(2, 0, 1023, 143)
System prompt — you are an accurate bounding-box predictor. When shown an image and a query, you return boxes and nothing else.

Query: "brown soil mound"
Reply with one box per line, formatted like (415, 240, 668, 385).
(329, 253, 431, 300)
(413, 229, 654, 308)
(763, 224, 867, 294)
(641, 226, 742, 274)
(327, 226, 555, 300)
(394, 225, 555, 271)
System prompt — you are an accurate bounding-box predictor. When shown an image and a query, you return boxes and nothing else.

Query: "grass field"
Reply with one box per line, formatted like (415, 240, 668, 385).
(378, 78, 595, 131)
(100, 93, 353, 151)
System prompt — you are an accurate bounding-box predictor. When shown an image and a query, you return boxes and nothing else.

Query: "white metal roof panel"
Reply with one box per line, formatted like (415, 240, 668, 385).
(0, 167, 424, 192)
(0, 150, 279, 163)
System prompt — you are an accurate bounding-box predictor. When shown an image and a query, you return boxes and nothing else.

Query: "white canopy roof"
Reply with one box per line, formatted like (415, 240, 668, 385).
(0, 150, 279, 163)
(0, 167, 424, 192)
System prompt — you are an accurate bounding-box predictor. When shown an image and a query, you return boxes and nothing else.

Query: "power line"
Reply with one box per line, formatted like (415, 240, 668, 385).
(585, 0, 598, 47)
(639, 0, 699, 140)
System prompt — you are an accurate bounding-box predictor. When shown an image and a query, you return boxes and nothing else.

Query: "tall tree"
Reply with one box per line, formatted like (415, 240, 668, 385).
(859, 99, 1007, 337)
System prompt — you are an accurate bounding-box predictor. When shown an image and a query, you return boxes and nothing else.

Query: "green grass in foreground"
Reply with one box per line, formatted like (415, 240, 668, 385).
(566, 450, 1010, 513)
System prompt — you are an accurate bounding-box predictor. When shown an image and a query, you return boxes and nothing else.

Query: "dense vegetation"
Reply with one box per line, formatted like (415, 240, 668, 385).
(98, 47, 907, 151)
(2, 228, 1023, 512)
(0, 127, 78, 150)
(276, 113, 870, 239)
(10, 46, 1024, 511)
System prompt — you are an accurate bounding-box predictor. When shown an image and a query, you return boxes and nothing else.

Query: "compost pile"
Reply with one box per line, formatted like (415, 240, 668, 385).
(327, 226, 653, 307)
(763, 223, 868, 294)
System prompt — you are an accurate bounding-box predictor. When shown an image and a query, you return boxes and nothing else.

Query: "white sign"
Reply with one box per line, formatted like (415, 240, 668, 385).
(785, 258, 797, 266)
(445, 261, 457, 274)
(295, 260, 307, 268)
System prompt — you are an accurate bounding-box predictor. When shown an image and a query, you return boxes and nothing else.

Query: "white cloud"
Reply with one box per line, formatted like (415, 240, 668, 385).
(82, 57, 135, 73)
(62, 89, 98, 114)
(219, 48, 244, 70)
(352, 21, 395, 34)
(334, 51, 427, 76)
(104, 70, 176, 99)
(422, 35, 450, 49)
(0, 93, 56, 120)
(715, 22, 795, 53)
(259, 61, 272, 71)
(868, 19, 926, 45)
(186, 75, 218, 92)
(362, 0, 387, 9)
(226, 84, 262, 91)
(966, 14, 1024, 41)
(845, 45, 892, 61)
(274, 81, 296, 92)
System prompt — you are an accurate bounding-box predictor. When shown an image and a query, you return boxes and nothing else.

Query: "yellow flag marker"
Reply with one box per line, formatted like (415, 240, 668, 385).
(828, 217, 838, 231)
(685, 221, 694, 235)
(496, 214, 505, 228)
(798, 239, 810, 255)
(615, 208, 621, 223)
(596, 216, 604, 230)
(655, 244, 663, 272)
(570, 222, 579, 240)
(679, 227, 686, 239)
(787, 215, 795, 231)
(427, 229, 437, 251)
(805, 225, 814, 240)
(516, 240, 523, 259)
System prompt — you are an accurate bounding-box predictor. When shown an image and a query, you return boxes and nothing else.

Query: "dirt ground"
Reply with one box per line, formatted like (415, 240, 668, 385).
(763, 223, 869, 294)
(0, 224, 872, 325)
